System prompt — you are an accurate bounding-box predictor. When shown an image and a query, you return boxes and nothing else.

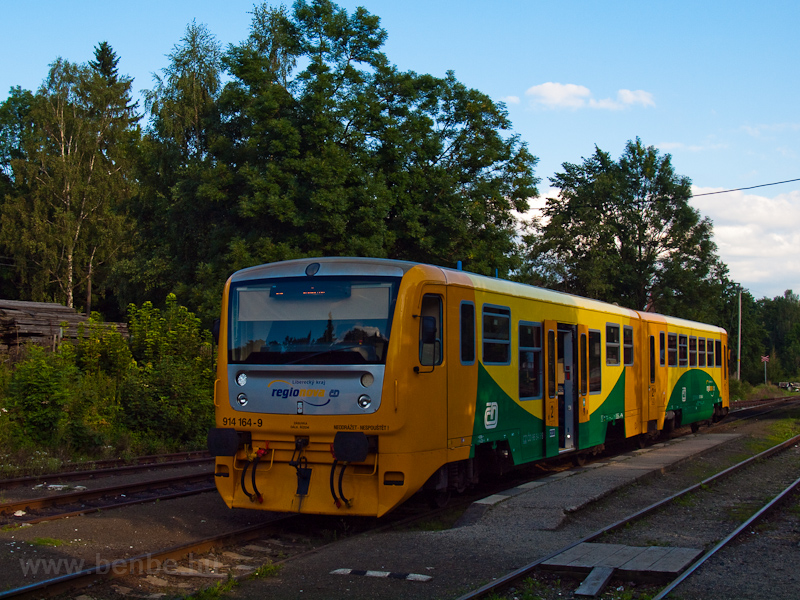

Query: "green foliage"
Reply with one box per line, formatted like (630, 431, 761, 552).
(76, 312, 133, 377)
(123, 0, 538, 324)
(0, 50, 138, 309)
(6, 345, 78, 444)
(525, 138, 725, 322)
(0, 296, 212, 458)
(120, 294, 214, 444)
(728, 377, 752, 401)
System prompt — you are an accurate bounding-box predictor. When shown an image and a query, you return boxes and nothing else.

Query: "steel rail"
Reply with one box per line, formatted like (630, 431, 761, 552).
(0, 516, 296, 600)
(0, 457, 213, 490)
(15, 485, 217, 525)
(652, 473, 800, 600)
(455, 430, 800, 600)
(0, 472, 213, 516)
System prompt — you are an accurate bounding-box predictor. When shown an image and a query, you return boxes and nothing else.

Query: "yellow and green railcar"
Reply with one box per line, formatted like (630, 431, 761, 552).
(208, 258, 729, 517)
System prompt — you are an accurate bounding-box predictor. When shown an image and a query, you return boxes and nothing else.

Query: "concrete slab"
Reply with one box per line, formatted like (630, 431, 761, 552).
(575, 566, 615, 597)
(542, 542, 702, 584)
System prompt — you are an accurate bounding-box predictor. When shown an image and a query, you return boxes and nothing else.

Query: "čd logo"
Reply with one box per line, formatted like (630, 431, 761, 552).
(484, 402, 499, 429)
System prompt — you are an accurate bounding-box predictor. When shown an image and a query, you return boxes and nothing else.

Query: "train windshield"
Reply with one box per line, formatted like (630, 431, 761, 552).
(228, 276, 401, 365)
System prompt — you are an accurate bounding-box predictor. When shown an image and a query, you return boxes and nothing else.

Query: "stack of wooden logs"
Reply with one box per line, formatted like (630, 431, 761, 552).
(0, 300, 128, 353)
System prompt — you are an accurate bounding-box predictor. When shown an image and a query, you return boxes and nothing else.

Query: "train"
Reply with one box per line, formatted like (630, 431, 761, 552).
(208, 257, 729, 517)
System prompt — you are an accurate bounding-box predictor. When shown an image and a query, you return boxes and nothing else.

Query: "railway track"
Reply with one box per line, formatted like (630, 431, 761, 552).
(456, 428, 800, 600)
(0, 451, 212, 490)
(0, 397, 795, 599)
(0, 471, 215, 526)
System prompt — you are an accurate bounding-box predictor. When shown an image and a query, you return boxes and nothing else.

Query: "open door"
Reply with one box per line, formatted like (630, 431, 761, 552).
(558, 326, 576, 451)
(646, 320, 668, 430)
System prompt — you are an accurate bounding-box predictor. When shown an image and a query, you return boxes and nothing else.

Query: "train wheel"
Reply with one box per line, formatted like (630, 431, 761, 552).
(572, 454, 586, 467)
(690, 422, 700, 433)
(426, 489, 451, 509)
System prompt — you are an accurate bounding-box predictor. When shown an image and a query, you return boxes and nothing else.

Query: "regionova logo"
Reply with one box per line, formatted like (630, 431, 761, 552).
(267, 380, 335, 407)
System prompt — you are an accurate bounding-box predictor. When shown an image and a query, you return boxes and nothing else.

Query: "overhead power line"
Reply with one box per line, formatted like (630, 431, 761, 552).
(692, 178, 800, 197)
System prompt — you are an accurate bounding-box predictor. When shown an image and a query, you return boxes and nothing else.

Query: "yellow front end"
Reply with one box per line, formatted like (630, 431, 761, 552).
(210, 262, 456, 517)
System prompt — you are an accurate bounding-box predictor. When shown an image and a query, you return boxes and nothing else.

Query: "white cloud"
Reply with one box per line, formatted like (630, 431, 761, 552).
(525, 82, 591, 109)
(500, 95, 520, 105)
(617, 89, 655, 107)
(742, 123, 800, 138)
(524, 83, 654, 110)
(692, 186, 800, 298)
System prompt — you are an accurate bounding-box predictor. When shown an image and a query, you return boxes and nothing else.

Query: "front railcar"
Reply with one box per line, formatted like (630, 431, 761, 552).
(208, 258, 436, 517)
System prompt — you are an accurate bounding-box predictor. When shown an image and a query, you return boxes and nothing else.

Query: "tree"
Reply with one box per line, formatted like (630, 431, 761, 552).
(525, 138, 722, 320)
(123, 1, 538, 324)
(215, 0, 538, 272)
(0, 86, 35, 195)
(759, 290, 800, 377)
(143, 20, 222, 161)
(0, 48, 138, 310)
(89, 41, 120, 83)
(114, 21, 225, 312)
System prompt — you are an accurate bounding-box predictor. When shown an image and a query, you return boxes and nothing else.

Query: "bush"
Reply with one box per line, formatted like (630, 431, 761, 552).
(0, 295, 214, 458)
(119, 294, 214, 446)
(728, 377, 752, 402)
(5, 345, 78, 445)
(76, 313, 133, 378)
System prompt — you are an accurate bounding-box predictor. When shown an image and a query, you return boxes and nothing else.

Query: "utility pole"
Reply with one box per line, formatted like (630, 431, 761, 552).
(737, 285, 742, 381)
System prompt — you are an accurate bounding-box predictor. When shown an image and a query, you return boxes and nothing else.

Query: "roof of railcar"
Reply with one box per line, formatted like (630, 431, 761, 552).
(229, 258, 726, 335)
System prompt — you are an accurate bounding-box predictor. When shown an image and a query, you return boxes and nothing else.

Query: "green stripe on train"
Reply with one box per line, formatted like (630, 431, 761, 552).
(469, 365, 627, 463)
(470, 364, 545, 463)
(578, 370, 626, 448)
(667, 369, 720, 424)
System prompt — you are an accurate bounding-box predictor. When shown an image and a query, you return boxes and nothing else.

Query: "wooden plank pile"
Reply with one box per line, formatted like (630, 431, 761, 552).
(0, 299, 128, 353)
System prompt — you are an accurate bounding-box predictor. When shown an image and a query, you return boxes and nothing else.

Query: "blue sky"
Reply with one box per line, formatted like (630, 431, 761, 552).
(3, 1, 799, 299)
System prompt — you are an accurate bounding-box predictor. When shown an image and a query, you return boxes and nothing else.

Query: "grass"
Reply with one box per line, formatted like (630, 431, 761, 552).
(31, 537, 64, 547)
(180, 575, 238, 600)
(249, 561, 281, 579)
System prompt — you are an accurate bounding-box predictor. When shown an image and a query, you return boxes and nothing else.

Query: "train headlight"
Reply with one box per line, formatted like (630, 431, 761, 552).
(357, 394, 372, 409)
(236, 393, 248, 407)
(360, 373, 374, 387)
(236, 372, 247, 387)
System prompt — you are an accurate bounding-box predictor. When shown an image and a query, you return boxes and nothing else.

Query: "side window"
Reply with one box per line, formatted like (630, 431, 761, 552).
(668, 333, 678, 367)
(707, 338, 715, 367)
(715, 340, 722, 367)
(483, 305, 510, 364)
(589, 329, 602, 393)
(689, 336, 697, 367)
(698, 338, 707, 367)
(519, 322, 542, 399)
(460, 302, 475, 365)
(649, 336, 656, 384)
(659, 332, 666, 367)
(623, 326, 634, 366)
(606, 324, 620, 366)
(679, 334, 688, 367)
(419, 294, 442, 365)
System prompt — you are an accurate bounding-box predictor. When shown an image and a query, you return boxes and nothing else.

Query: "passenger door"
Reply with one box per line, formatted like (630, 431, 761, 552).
(646, 321, 667, 427)
(446, 293, 478, 449)
(543, 320, 558, 456)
